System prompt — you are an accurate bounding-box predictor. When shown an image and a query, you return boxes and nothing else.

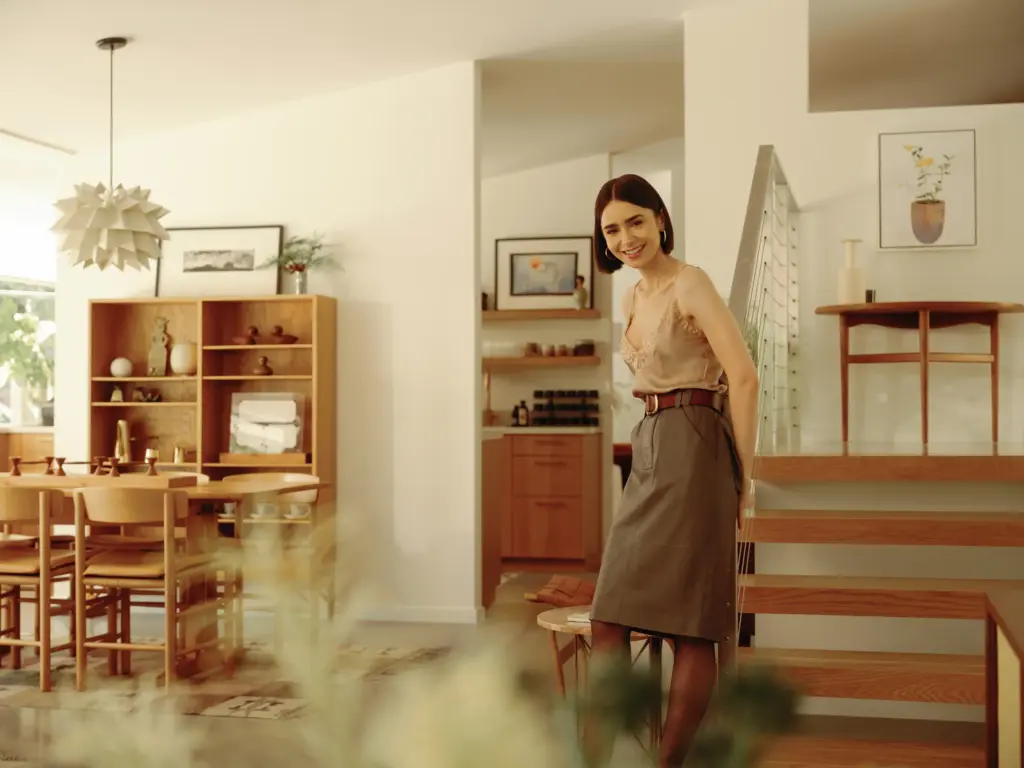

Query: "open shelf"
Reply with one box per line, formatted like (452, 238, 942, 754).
(483, 309, 600, 322)
(204, 344, 314, 351)
(92, 376, 196, 382)
(91, 402, 196, 408)
(204, 375, 313, 381)
(483, 355, 601, 372)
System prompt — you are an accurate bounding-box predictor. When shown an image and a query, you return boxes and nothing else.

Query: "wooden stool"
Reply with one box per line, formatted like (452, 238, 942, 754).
(537, 606, 664, 754)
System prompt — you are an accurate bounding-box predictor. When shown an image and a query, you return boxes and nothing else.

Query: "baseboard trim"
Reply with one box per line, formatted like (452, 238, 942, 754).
(356, 604, 483, 625)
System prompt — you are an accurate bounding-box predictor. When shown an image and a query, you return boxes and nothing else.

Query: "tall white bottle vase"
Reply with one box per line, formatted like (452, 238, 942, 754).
(838, 238, 866, 305)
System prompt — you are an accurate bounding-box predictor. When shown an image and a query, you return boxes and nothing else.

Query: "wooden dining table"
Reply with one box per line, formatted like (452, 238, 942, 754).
(0, 473, 331, 679)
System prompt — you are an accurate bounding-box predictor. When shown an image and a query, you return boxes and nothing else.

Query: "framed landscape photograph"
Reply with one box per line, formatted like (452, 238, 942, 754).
(156, 225, 283, 296)
(494, 235, 593, 310)
(878, 129, 977, 249)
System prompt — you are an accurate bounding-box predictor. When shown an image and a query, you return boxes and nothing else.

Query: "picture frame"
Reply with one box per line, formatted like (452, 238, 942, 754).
(155, 225, 283, 296)
(494, 235, 593, 310)
(878, 129, 977, 250)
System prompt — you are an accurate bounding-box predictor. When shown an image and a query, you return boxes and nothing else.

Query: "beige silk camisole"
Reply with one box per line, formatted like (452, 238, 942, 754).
(620, 265, 728, 395)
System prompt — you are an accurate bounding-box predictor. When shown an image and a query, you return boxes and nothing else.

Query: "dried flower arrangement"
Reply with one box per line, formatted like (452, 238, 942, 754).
(30, 516, 798, 768)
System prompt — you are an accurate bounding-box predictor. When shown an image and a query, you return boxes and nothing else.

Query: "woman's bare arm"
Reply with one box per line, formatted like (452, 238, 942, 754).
(676, 267, 759, 484)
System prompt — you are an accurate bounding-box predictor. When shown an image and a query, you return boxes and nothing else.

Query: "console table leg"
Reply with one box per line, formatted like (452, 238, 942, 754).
(990, 318, 999, 444)
(919, 310, 930, 445)
(839, 315, 850, 443)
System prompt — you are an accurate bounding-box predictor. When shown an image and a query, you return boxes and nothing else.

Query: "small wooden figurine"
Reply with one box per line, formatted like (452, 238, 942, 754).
(147, 316, 170, 376)
(269, 325, 298, 344)
(110, 384, 124, 402)
(253, 356, 273, 376)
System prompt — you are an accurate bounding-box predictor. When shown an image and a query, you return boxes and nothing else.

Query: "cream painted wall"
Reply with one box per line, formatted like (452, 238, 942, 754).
(479, 153, 615, 529)
(685, 0, 1024, 722)
(54, 61, 483, 624)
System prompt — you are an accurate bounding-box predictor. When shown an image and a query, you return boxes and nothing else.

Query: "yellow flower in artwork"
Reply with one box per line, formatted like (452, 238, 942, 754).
(916, 157, 934, 167)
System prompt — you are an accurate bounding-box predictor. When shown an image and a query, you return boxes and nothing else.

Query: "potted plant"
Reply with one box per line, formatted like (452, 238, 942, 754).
(262, 232, 338, 294)
(903, 144, 954, 245)
(0, 296, 54, 426)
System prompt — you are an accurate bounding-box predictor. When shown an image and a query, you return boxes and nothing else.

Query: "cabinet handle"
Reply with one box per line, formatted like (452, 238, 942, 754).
(533, 460, 567, 467)
(535, 501, 566, 509)
(535, 439, 566, 446)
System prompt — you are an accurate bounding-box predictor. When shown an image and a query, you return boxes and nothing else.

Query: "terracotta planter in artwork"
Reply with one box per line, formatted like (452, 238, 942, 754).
(911, 200, 945, 244)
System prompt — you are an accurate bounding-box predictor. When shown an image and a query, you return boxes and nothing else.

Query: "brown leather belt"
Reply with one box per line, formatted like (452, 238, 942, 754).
(635, 388, 724, 416)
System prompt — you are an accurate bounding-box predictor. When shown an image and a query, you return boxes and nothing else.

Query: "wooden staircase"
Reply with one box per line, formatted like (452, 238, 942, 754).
(739, 450, 1024, 767)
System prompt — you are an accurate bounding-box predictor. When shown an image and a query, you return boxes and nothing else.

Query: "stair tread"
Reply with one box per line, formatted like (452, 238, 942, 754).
(750, 508, 1024, 546)
(741, 573, 1024, 591)
(739, 647, 984, 703)
(741, 646, 984, 669)
(761, 735, 983, 767)
(761, 716, 984, 768)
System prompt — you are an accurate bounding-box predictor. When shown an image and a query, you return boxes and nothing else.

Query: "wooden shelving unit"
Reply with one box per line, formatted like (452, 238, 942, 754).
(88, 294, 336, 495)
(482, 309, 600, 322)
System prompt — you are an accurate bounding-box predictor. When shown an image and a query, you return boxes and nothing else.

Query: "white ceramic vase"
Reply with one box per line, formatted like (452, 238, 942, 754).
(838, 238, 866, 305)
(110, 357, 133, 378)
(169, 342, 198, 375)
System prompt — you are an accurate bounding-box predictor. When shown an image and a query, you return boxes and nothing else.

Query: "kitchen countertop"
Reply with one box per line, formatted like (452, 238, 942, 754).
(483, 426, 603, 436)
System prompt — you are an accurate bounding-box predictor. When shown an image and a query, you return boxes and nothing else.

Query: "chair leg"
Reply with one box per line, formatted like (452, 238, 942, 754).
(75, 577, 87, 691)
(120, 589, 132, 676)
(107, 592, 119, 676)
(164, 580, 176, 688)
(11, 587, 21, 670)
(39, 581, 52, 693)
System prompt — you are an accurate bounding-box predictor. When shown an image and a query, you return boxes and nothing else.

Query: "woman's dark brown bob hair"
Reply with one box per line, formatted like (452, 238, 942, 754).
(593, 174, 674, 274)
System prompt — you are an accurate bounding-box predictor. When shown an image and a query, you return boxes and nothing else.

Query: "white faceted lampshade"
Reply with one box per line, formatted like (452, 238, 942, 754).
(53, 182, 170, 270)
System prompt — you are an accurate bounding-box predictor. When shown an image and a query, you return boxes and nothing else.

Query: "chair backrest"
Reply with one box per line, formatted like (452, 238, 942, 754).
(222, 472, 319, 504)
(73, 487, 188, 526)
(0, 487, 64, 525)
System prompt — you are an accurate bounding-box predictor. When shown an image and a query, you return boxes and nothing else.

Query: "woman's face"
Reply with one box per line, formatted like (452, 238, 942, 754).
(599, 199, 663, 269)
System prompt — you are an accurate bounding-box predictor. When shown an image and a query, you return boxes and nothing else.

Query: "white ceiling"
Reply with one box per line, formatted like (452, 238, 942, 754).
(809, 0, 1024, 112)
(480, 22, 685, 176)
(0, 0, 692, 156)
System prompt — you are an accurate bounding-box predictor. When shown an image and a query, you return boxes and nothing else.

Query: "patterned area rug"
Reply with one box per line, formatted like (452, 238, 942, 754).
(0, 642, 449, 720)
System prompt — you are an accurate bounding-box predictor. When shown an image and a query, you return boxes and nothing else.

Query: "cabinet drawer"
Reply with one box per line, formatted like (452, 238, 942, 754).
(512, 455, 581, 497)
(510, 497, 583, 559)
(511, 434, 581, 458)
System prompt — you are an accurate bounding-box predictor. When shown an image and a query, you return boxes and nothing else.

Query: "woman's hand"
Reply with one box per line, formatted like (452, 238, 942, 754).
(738, 478, 755, 530)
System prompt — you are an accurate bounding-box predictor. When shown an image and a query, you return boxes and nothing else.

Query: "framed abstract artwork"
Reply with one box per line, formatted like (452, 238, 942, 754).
(156, 225, 283, 296)
(878, 129, 977, 249)
(494, 235, 593, 310)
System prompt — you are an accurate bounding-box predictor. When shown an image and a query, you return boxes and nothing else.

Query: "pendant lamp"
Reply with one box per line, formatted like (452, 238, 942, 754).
(52, 37, 170, 271)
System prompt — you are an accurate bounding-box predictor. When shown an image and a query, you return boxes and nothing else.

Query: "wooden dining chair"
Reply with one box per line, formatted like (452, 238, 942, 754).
(222, 472, 325, 648)
(73, 487, 236, 690)
(0, 487, 78, 691)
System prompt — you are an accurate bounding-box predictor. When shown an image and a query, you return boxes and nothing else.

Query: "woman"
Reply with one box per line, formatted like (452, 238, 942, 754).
(587, 174, 758, 768)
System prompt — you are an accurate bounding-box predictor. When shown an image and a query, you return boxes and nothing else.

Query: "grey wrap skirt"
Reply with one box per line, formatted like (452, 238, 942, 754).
(590, 399, 741, 643)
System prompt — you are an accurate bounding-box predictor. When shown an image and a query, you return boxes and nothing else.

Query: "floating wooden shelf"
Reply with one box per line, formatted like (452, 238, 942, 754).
(482, 355, 601, 371)
(203, 462, 312, 469)
(483, 309, 600, 322)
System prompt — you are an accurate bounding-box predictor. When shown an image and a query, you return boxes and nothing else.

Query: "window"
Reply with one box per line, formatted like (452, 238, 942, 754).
(0, 276, 55, 427)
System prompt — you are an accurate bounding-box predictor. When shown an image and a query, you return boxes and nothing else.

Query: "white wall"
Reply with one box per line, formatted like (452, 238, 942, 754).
(479, 153, 615, 529)
(55, 61, 483, 624)
(685, 0, 1024, 722)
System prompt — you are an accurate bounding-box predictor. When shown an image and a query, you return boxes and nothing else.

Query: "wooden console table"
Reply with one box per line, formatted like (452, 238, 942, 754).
(816, 301, 1024, 444)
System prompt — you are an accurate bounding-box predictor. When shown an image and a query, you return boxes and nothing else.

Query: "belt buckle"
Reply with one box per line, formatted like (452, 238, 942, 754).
(645, 393, 659, 416)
